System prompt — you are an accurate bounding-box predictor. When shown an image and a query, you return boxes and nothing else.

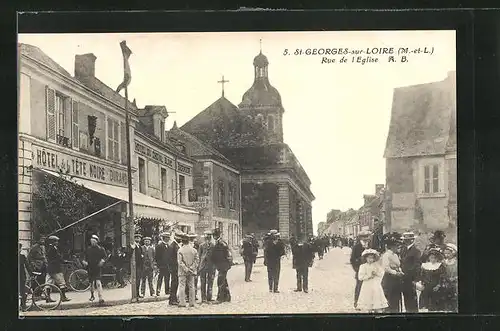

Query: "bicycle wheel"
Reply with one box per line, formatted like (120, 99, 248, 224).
(68, 269, 90, 292)
(32, 284, 62, 311)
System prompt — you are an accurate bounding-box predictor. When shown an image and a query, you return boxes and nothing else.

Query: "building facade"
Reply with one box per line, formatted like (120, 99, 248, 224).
(18, 44, 198, 252)
(383, 71, 457, 237)
(167, 124, 242, 248)
(180, 50, 315, 241)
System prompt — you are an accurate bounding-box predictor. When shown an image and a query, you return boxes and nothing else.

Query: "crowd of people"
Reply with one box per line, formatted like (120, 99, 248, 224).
(349, 229, 458, 313)
(20, 227, 457, 313)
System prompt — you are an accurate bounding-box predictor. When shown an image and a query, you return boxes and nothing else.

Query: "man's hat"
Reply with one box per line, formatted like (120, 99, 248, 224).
(48, 235, 60, 241)
(160, 231, 171, 237)
(358, 230, 372, 238)
(270, 229, 278, 234)
(245, 233, 253, 238)
(213, 228, 221, 236)
(143, 236, 152, 241)
(187, 233, 197, 240)
(276, 233, 281, 237)
(174, 232, 186, 241)
(134, 233, 143, 238)
(203, 230, 213, 236)
(401, 232, 416, 240)
(91, 234, 99, 241)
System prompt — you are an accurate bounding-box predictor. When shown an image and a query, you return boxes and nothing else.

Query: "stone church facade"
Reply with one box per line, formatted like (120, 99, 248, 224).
(181, 50, 315, 241)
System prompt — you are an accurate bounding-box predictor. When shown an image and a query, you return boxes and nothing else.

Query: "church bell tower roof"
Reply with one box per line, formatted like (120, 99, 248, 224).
(240, 49, 283, 109)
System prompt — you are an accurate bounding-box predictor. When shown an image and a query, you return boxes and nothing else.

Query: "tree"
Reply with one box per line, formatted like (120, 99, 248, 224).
(31, 168, 100, 238)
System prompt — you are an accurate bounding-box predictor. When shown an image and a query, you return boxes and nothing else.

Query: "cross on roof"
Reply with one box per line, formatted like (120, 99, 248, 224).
(260, 38, 262, 53)
(218, 75, 229, 97)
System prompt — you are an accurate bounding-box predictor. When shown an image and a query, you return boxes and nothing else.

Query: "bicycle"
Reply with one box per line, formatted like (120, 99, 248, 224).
(21, 272, 62, 311)
(68, 265, 130, 292)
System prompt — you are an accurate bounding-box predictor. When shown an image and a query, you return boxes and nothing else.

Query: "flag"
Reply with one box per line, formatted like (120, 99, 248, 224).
(116, 40, 132, 93)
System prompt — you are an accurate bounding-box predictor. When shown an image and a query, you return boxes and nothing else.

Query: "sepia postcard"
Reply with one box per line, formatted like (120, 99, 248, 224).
(18, 30, 457, 316)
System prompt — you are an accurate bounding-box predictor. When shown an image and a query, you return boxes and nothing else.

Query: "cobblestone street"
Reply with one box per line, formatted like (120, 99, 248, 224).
(23, 247, 357, 316)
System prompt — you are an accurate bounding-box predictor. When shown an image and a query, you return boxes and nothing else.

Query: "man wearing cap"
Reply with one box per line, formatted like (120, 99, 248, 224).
(241, 233, 256, 282)
(350, 230, 372, 309)
(166, 232, 182, 305)
(140, 236, 155, 297)
(400, 231, 421, 313)
(27, 236, 47, 288)
(45, 235, 71, 302)
(130, 233, 144, 299)
(177, 233, 199, 308)
(198, 230, 215, 303)
(264, 229, 286, 293)
(82, 234, 107, 303)
(155, 232, 171, 297)
(210, 228, 232, 303)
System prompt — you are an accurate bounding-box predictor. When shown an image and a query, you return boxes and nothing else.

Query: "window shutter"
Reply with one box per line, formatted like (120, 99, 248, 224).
(45, 86, 56, 142)
(72, 100, 79, 149)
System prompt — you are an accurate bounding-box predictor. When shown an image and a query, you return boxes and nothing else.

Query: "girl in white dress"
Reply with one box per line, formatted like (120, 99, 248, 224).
(357, 249, 388, 313)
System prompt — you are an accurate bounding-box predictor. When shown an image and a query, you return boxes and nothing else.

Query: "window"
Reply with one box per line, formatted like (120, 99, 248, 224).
(171, 179, 175, 203)
(218, 180, 226, 208)
(138, 158, 146, 194)
(268, 115, 275, 132)
(228, 183, 235, 210)
(107, 118, 120, 162)
(72, 101, 79, 150)
(423, 164, 440, 194)
(161, 168, 167, 201)
(179, 175, 186, 204)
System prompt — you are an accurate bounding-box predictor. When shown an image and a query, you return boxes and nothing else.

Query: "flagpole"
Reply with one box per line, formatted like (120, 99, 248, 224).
(121, 43, 137, 302)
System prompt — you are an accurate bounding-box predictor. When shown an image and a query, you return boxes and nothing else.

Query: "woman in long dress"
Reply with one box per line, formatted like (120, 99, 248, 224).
(356, 249, 388, 313)
(381, 235, 404, 312)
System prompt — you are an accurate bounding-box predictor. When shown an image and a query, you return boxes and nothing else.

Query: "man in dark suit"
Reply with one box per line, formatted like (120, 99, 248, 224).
(155, 231, 170, 296)
(241, 233, 257, 282)
(400, 231, 421, 313)
(349, 230, 372, 309)
(211, 228, 233, 303)
(129, 233, 144, 300)
(167, 232, 181, 305)
(264, 229, 286, 293)
(198, 231, 215, 303)
(292, 234, 315, 293)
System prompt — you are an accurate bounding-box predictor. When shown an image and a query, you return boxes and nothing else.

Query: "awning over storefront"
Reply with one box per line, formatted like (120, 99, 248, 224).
(40, 169, 199, 223)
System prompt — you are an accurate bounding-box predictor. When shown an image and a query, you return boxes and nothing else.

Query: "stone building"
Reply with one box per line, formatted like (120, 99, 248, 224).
(18, 44, 198, 251)
(180, 49, 315, 241)
(167, 122, 242, 249)
(383, 71, 457, 235)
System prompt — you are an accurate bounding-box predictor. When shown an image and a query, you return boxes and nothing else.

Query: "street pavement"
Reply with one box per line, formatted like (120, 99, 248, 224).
(21, 246, 358, 316)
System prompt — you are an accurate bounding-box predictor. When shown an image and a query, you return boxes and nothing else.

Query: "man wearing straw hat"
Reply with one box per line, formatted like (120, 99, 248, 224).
(155, 231, 171, 297)
(400, 231, 421, 313)
(130, 233, 144, 300)
(166, 231, 182, 305)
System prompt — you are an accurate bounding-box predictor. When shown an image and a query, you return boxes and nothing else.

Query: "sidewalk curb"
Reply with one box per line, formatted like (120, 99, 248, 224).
(55, 295, 169, 311)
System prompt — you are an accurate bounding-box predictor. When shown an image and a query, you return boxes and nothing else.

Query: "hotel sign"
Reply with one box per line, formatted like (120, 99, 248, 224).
(32, 144, 128, 187)
(135, 141, 174, 168)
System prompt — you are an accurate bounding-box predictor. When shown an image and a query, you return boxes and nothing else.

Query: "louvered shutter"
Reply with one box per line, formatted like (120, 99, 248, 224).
(72, 100, 79, 149)
(45, 86, 56, 142)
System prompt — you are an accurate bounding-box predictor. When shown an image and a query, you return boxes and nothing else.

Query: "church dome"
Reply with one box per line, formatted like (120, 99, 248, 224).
(240, 81, 282, 108)
(253, 52, 269, 67)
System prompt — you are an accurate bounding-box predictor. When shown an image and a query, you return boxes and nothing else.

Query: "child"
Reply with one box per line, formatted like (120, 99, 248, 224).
(417, 248, 447, 312)
(442, 244, 458, 312)
(357, 249, 388, 313)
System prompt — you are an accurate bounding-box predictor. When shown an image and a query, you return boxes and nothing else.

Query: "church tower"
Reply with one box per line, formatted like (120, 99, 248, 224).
(239, 43, 284, 144)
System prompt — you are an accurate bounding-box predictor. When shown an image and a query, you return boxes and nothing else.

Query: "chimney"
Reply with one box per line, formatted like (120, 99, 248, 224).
(375, 184, 384, 195)
(75, 53, 97, 78)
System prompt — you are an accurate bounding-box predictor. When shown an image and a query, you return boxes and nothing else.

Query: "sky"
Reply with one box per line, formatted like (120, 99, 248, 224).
(19, 31, 456, 234)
